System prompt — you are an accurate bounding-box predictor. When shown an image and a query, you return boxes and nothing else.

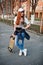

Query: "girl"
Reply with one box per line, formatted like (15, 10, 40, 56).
(14, 8, 30, 56)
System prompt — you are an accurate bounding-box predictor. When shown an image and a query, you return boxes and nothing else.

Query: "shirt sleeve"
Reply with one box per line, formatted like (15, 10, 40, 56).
(24, 17, 30, 24)
(14, 16, 17, 24)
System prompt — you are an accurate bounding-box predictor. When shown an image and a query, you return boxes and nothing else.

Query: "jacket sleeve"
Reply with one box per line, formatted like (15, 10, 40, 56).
(24, 17, 30, 25)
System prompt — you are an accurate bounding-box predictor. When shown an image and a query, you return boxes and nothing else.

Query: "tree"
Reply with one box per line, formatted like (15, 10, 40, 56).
(30, 0, 39, 24)
(31, 0, 39, 14)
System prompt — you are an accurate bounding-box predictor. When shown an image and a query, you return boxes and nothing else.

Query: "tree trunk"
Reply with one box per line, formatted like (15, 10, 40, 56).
(27, 0, 30, 20)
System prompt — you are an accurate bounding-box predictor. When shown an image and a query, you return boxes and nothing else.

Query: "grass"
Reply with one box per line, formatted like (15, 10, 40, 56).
(0, 18, 14, 25)
(29, 24, 40, 33)
(35, 18, 41, 21)
(0, 18, 40, 33)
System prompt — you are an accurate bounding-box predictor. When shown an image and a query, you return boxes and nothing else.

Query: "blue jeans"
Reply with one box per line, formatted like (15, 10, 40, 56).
(15, 32, 25, 50)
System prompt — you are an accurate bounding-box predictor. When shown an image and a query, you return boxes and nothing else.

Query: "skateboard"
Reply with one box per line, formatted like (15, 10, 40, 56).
(8, 34, 15, 52)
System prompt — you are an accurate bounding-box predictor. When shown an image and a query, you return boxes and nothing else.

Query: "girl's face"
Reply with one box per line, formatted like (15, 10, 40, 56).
(21, 11, 24, 17)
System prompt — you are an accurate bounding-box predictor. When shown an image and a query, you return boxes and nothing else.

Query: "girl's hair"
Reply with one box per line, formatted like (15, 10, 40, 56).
(16, 12, 24, 25)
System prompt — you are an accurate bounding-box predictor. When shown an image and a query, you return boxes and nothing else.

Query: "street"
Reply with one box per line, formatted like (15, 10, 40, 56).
(0, 22, 43, 65)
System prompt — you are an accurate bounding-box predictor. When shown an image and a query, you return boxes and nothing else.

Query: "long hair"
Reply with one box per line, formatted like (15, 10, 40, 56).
(16, 12, 21, 25)
(16, 12, 24, 25)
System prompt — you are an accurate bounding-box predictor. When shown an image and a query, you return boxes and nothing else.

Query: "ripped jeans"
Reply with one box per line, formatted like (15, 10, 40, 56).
(15, 32, 25, 50)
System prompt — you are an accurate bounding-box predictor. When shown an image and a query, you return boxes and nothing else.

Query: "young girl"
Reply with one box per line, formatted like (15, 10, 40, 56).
(14, 8, 30, 56)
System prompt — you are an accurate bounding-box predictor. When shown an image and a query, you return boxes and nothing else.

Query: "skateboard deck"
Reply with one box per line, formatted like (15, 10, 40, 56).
(8, 35, 15, 52)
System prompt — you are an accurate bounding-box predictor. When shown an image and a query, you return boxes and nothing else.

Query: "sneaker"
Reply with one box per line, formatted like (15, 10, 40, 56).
(19, 50, 22, 56)
(23, 49, 27, 56)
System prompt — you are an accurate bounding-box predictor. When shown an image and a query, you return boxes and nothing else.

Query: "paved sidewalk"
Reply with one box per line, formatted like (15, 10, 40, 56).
(0, 22, 43, 65)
